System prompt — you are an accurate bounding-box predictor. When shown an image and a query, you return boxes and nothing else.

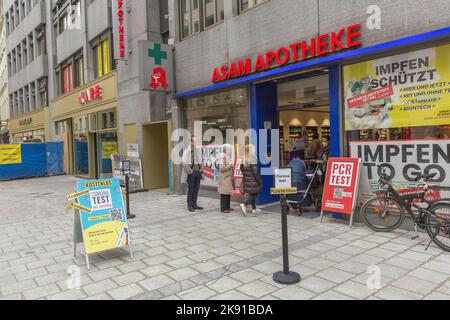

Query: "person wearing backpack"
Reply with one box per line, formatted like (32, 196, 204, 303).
(239, 144, 264, 216)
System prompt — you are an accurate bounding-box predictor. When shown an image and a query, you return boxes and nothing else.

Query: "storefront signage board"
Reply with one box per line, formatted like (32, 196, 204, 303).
(344, 43, 450, 131)
(112, 0, 129, 61)
(0, 145, 22, 165)
(138, 41, 174, 92)
(350, 139, 450, 206)
(78, 84, 103, 105)
(212, 24, 362, 83)
(74, 178, 133, 269)
(320, 158, 362, 227)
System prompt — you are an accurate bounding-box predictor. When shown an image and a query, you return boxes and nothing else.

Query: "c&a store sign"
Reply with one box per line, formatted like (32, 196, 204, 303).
(211, 24, 362, 83)
(78, 85, 103, 105)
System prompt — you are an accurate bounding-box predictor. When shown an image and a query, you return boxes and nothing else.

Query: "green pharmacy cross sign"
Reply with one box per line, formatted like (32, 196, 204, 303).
(139, 40, 173, 92)
(148, 43, 167, 66)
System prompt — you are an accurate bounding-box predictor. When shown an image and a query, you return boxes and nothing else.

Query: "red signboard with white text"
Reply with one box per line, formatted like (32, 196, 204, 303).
(321, 158, 362, 215)
(112, 0, 129, 61)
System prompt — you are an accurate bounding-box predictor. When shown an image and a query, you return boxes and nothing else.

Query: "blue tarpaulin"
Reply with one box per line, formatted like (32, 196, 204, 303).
(46, 142, 64, 175)
(0, 142, 64, 181)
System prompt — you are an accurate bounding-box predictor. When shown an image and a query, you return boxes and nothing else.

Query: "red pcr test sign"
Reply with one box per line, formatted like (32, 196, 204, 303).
(322, 158, 362, 216)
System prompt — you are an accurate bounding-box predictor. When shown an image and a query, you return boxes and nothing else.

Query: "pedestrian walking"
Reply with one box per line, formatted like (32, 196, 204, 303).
(181, 136, 204, 212)
(239, 144, 264, 216)
(218, 144, 235, 213)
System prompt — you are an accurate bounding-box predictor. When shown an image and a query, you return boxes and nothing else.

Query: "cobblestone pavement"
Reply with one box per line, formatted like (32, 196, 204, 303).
(0, 176, 449, 300)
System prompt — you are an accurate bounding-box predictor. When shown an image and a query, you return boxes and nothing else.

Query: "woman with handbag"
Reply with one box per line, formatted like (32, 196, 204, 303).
(239, 144, 264, 216)
(218, 144, 235, 213)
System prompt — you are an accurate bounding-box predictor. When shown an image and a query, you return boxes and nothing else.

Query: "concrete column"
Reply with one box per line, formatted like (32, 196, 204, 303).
(224, 0, 234, 19)
(171, 98, 185, 195)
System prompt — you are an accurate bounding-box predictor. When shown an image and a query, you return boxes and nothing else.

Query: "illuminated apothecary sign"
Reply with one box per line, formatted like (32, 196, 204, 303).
(78, 85, 103, 105)
(212, 24, 362, 83)
(138, 41, 174, 92)
(112, 0, 129, 61)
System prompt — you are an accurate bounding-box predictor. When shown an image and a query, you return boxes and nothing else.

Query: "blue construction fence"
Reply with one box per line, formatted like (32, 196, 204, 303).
(0, 142, 64, 181)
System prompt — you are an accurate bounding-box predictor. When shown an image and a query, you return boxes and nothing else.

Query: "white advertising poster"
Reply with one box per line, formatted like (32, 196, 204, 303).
(350, 139, 450, 206)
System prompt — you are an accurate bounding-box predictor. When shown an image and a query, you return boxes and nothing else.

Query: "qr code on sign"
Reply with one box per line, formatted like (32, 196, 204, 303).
(110, 208, 124, 221)
(333, 188, 344, 199)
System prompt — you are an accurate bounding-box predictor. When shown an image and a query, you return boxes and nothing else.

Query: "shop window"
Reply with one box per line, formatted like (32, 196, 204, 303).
(184, 88, 249, 188)
(94, 38, 111, 78)
(239, 0, 269, 13)
(343, 44, 450, 206)
(98, 110, 117, 130)
(185, 88, 249, 143)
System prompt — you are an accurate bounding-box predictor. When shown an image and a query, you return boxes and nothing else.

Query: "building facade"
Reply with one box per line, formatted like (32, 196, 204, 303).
(48, 0, 121, 180)
(0, 0, 10, 143)
(116, 0, 172, 191)
(170, 0, 450, 205)
(4, 0, 52, 144)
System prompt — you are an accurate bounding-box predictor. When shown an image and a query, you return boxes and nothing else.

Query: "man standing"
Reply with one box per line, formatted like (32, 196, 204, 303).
(181, 136, 204, 212)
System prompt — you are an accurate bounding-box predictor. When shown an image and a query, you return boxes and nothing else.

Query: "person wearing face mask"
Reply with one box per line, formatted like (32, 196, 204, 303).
(317, 136, 330, 184)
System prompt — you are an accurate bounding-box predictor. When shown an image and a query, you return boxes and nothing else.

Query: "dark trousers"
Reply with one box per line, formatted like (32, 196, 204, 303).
(244, 193, 257, 209)
(220, 194, 231, 211)
(187, 171, 202, 208)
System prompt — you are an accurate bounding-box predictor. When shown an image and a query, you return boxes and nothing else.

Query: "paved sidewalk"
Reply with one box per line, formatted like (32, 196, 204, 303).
(0, 176, 449, 300)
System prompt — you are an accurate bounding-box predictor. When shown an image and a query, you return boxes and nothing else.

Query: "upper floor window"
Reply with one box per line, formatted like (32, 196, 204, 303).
(94, 38, 111, 78)
(239, 0, 269, 13)
(62, 63, 73, 94)
(59, 13, 69, 35)
(179, 0, 224, 40)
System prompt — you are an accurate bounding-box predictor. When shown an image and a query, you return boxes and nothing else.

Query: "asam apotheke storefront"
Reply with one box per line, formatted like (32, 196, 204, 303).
(176, 24, 450, 207)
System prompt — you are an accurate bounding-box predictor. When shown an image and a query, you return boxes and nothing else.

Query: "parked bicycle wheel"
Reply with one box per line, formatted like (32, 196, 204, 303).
(361, 196, 405, 232)
(424, 203, 450, 252)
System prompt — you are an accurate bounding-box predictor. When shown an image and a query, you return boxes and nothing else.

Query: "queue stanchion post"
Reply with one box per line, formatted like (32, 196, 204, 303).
(121, 160, 136, 220)
(273, 194, 301, 285)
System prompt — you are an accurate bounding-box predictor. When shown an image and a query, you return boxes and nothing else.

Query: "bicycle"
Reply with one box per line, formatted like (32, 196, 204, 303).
(360, 166, 450, 252)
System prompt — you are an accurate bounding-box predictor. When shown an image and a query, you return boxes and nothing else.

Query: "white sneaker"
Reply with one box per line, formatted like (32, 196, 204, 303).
(252, 209, 262, 214)
(240, 204, 247, 217)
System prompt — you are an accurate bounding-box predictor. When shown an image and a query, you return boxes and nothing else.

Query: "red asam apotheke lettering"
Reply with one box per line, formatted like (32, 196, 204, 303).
(212, 24, 362, 83)
(116, 0, 126, 58)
